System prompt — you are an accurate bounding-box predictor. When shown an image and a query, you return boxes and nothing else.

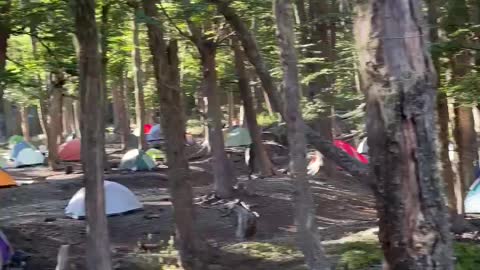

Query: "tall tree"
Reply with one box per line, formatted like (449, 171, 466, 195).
(274, 0, 329, 269)
(354, 0, 454, 269)
(232, 40, 274, 177)
(131, 3, 146, 150)
(427, 0, 459, 213)
(181, 0, 235, 198)
(0, 0, 11, 140)
(70, 0, 112, 269)
(142, 1, 201, 268)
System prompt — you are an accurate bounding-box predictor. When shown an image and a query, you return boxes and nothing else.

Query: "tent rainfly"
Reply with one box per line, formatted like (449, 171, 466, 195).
(0, 170, 16, 188)
(58, 139, 81, 161)
(225, 127, 252, 147)
(65, 181, 143, 219)
(119, 149, 156, 171)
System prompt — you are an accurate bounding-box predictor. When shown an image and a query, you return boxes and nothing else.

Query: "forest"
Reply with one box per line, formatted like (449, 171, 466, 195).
(1, 0, 480, 269)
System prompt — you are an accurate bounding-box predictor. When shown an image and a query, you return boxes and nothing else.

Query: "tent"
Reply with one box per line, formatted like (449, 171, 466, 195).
(146, 148, 164, 161)
(119, 149, 156, 171)
(146, 124, 164, 142)
(65, 181, 143, 219)
(0, 170, 15, 188)
(13, 148, 44, 168)
(225, 127, 252, 147)
(0, 230, 13, 267)
(8, 135, 24, 148)
(10, 141, 34, 160)
(465, 178, 480, 213)
(58, 139, 81, 161)
(334, 140, 368, 164)
(357, 137, 368, 156)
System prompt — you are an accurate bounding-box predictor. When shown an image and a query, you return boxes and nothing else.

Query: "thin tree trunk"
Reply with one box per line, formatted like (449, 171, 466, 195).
(132, 7, 146, 150)
(354, 0, 454, 269)
(199, 44, 235, 198)
(20, 107, 30, 142)
(73, 99, 81, 136)
(63, 97, 75, 136)
(227, 90, 235, 126)
(233, 41, 274, 177)
(274, 1, 329, 269)
(143, 1, 200, 268)
(47, 76, 64, 170)
(427, 0, 458, 214)
(70, 0, 112, 269)
(38, 99, 49, 139)
(0, 0, 10, 141)
(113, 72, 130, 150)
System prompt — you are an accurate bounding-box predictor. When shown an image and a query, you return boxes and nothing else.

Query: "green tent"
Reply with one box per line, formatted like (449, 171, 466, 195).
(8, 135, 24, 148)
(225, 127, 252, 147)
(146, 148, 164, 161)
(119, 149, 156, 171)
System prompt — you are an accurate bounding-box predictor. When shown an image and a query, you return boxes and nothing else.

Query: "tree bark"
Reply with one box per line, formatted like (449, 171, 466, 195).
(73, 99, 81, 136)
(63, 97, 76, 136)
(20, 107, 31, 142)
(47, 74, 64, 170)
(274, 1, 330, 269)
(0, 0, 10, 141)
(354, 0, 454, 269)
(199, 43, 235, 198)
(113, 71, 130, 150)
(143, 1, 200, 268)
(132, 7, 146, 150)
(70, 0, 112, 269)
(232, 41, 274, 177)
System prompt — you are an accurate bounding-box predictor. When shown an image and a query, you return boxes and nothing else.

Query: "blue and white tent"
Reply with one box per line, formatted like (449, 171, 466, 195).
(465, 178, 480, 213)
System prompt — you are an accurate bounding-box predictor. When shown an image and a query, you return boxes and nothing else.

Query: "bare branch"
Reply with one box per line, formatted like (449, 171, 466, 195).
(157, 0, 194, 42)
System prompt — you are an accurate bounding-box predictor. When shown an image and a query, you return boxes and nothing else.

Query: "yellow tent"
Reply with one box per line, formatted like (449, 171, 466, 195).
(0, 170, 15, 188)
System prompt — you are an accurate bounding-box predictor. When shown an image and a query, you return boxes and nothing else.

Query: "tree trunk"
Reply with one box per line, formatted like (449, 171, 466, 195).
(0, 0, 10, 141)
(70, 0, 112, 269)
(274, 1, 330, 269)
(199, 43, 235, 198)
(113, 72, 130, 150)
(20, 107, 31, 142)
(73, 99, 81, 136)
(227, 90, 235, 126)
(354, 0, 454, 269)
(100, 2, 111, 127)
(38, 99, 49, 139)
(63, 97, 76, 136)
(132, 7, 146, 150)
(427, 0, 459, 214)
(143, 1, 200, 268)
(47, 73, 64, 170)
(233, 41, 274, 177)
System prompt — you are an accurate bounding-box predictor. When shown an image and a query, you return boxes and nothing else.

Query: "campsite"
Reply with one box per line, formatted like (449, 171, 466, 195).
(2, 0, 480, 270)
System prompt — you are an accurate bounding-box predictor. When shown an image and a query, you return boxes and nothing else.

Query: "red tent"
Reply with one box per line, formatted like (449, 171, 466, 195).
(59, 139, 81, 161)
(144, 124, 153, 134)
(334, 140, 368, 164)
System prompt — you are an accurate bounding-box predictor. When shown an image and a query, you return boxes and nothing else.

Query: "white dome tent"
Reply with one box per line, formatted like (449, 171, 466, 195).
(65, 181, 143, 219)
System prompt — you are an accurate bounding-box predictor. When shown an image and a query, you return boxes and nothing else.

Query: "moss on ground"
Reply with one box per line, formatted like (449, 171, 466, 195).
(454, 242, 480, 270)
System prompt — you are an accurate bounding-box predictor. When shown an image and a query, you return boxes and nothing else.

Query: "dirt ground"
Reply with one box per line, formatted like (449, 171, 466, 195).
(0, 150, 377, 270)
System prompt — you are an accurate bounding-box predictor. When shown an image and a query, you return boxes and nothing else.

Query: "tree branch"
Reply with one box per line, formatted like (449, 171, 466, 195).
(157, 0, 195, 42)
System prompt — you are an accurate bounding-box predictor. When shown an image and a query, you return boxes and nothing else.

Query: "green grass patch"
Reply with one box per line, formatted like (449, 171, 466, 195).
(257, 112, 280, 128)
(454, 242, 480, 270)
(223, 241, 302, 263)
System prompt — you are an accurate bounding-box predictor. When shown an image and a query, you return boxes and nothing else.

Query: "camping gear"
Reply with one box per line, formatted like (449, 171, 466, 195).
(465, 178, 480, 213)
(0, 171, 15, 188)
(0, 230, 12, 267)
(66, 133, 77, 142)
(8, 135, 24, 148)
(65, 181, 143, 219)
(225, 127, 252, 147)
(144, 124, 153, 134)
(58, 139, 81, 161)
(146, 148, 164, 161)
(146, 124, 164, 142)
(119, 149, 156, 171)
(10, 141, 34, 160)
(334, 140, 368, 164)
(357, 137, 368, 156)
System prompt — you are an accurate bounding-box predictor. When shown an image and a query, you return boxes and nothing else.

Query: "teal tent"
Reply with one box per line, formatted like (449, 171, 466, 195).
(8, 135, 24, 148)
(225, 127, 252, 147)
(146, 148, 164, 161)
(119, 149, 156, 171)
(465, 178, 480, 213)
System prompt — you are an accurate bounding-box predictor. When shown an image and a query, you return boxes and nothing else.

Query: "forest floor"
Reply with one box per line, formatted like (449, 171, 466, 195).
(0, 146, 380, 270)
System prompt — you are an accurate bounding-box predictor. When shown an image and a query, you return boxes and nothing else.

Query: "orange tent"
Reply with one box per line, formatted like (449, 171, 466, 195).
(59, 139, 81, 161)
(0, 170, 15, 188)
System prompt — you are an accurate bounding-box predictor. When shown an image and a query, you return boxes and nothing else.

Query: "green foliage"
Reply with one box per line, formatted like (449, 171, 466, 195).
(454, 242, 480, 270)
(335, 242, 382, 270)
(257, 112, 280, 127)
